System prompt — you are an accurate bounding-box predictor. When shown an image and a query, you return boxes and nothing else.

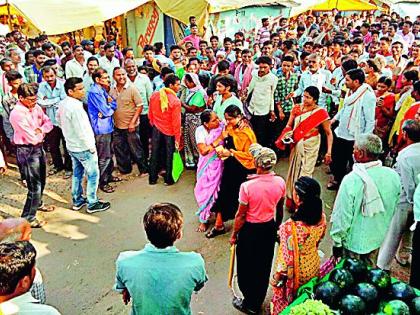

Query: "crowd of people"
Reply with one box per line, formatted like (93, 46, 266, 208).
(1, 8, 420, 315)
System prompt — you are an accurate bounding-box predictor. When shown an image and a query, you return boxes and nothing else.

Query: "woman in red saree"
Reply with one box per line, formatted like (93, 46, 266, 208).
(276, 86, 333, 210)
(270, 177, 327, 314)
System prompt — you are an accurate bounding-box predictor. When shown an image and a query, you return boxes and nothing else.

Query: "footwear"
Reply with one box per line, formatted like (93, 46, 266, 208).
(100, 184, 115, 193)
(232, 297, 257, 314)
(109, 176, 122, 183)
(205, 226, 226, 239)
(87, 201, 110, 214)
(164, 181, 175, 186)
(38, 203, 56, 212)
(149, 180, 157, 185)
(327, 180, 339, 191)
(63, 171, 72, 179)
(48, 168, 62, 176)
(29, 219, 46, 228)
(72, 199, 87, 211)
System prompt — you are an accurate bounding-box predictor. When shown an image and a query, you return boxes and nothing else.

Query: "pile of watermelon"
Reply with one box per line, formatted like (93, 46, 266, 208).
(312, 258, 420, 314)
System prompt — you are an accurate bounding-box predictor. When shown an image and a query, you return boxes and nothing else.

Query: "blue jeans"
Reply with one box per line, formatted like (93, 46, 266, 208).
(68, 150, 99, 207)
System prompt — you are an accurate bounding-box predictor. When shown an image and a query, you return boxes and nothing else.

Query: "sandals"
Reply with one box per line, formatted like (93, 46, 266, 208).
(30, 219, 46, 228)
(327, 180, 339, 191)
(110, 176, 122, 183)
(38, 204, 56, 212)
(48, 168, 60, 176)
(100, 184, 115, 193)
(205, 226, 226, 239)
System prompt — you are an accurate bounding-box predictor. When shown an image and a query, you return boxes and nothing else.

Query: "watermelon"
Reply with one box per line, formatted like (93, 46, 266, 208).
(329, 268, 354, 291)
(343, 258, 368, 282)
(410, 296, 420, 314)
(314, 281, 341, 308)
(381, 300, 410, 315)
(388, 282, 416, 303)
(366, 269, 391, 292)
(339, 294, 366, 314)
(353, 282, 379, 312)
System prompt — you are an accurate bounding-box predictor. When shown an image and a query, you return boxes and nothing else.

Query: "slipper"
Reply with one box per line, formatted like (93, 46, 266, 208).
(395, 254, 409, 266)
(29, 219, 46, 228)
(38, 204, 56, 212)
(110, 176, 122, 183)
(48, 168, 60, 176)
(205, 226, 226, 239)
(327, 180, 339, 191)
(100, 184, 115, 193)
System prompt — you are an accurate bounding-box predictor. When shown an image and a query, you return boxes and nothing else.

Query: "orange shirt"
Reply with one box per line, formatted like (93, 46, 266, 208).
(148, 91, 181, 143)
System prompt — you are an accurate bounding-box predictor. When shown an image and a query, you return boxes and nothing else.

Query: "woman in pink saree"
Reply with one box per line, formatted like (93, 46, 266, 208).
(194, 110, 224, 232)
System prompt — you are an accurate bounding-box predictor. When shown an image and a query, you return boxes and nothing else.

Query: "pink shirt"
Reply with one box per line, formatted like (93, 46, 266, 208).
(182, 34, 201, 49)
(239, 173, 286, 223)
(9, 102, 53, 145)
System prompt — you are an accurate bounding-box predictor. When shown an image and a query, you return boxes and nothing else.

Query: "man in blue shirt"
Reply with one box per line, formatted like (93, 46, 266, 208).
(114, 203, 207, 315)
(37, 66, 70, 177)
(87, 68, 117, 193)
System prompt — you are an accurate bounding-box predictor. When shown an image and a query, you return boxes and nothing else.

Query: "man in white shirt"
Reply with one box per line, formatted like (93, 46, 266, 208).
(329, 68, 376, 190)
(99, 42, 120, 82)
(247, 56, 278, 147)
(398, 21, 415, 48)
(388, 24, 408, 54)
(56, 77, 110, 214)
(65, 45, 87, 79)
(287, 53, 332, 109)
(0, 241, 61, 315)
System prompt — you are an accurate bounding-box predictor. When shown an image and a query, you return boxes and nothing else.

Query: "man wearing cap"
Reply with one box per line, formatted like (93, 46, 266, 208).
(81, 39, 94, 59)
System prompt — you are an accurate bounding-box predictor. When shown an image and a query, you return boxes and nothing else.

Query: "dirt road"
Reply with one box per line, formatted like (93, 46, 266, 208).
(0, 159, 409, 314)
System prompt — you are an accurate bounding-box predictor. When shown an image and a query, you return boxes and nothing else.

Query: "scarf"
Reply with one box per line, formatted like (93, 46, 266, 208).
(234, 62, 254, 91)
(395, 87, 412, 111)
(352, 160, 385, 217)
(182, 72, 208, 103)
(345, 83, 373, 137)
(152, 58, 161, 74)
(159, 88, 177, 112)
(227, 125, 257, 170)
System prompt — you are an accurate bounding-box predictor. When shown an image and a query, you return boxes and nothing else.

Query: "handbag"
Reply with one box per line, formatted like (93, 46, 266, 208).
(172, 150, 184, 182)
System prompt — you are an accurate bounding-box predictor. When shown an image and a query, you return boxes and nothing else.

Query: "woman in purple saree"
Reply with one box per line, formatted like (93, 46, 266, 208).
(194, 110, 224, 232)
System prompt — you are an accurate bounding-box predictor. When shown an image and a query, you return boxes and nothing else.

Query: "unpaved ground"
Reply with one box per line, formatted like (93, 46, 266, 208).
(0, 158, 409, 315)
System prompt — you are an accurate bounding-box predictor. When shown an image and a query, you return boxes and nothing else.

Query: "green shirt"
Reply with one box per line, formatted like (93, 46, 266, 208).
(187, 91, 206, 107)
(213, 94, 243, 120)
(114, 243, 207, 315)
(330, 165, 401, 254)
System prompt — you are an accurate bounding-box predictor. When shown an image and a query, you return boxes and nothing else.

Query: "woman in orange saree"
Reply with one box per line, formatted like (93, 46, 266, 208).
(276, 86, 333, 210)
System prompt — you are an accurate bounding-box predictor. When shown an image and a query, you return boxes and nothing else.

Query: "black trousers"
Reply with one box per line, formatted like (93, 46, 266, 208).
(139, 114, 152, 159)
(149, 126, 175, 184)
(95, 133, 114, 187)
(45, 125, 72, 171)
(410, 226, 420, 290)
(250, 114, 270, 147)
(331, 136, 354, 184)
(16, 144, 46, 222)
(113, 126, 148, 174)
(236, 220, 276, 311)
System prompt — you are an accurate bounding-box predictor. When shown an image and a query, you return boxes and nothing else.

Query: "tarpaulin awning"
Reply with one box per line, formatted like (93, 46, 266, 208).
(1, 0, 149, 35)
(311, 0, 378, 11)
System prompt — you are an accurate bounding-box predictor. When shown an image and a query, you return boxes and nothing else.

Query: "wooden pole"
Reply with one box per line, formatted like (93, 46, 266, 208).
(6, 0, 12, 30)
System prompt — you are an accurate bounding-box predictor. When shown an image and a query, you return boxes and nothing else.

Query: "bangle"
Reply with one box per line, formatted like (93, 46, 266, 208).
(325, 153, 331, 156)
